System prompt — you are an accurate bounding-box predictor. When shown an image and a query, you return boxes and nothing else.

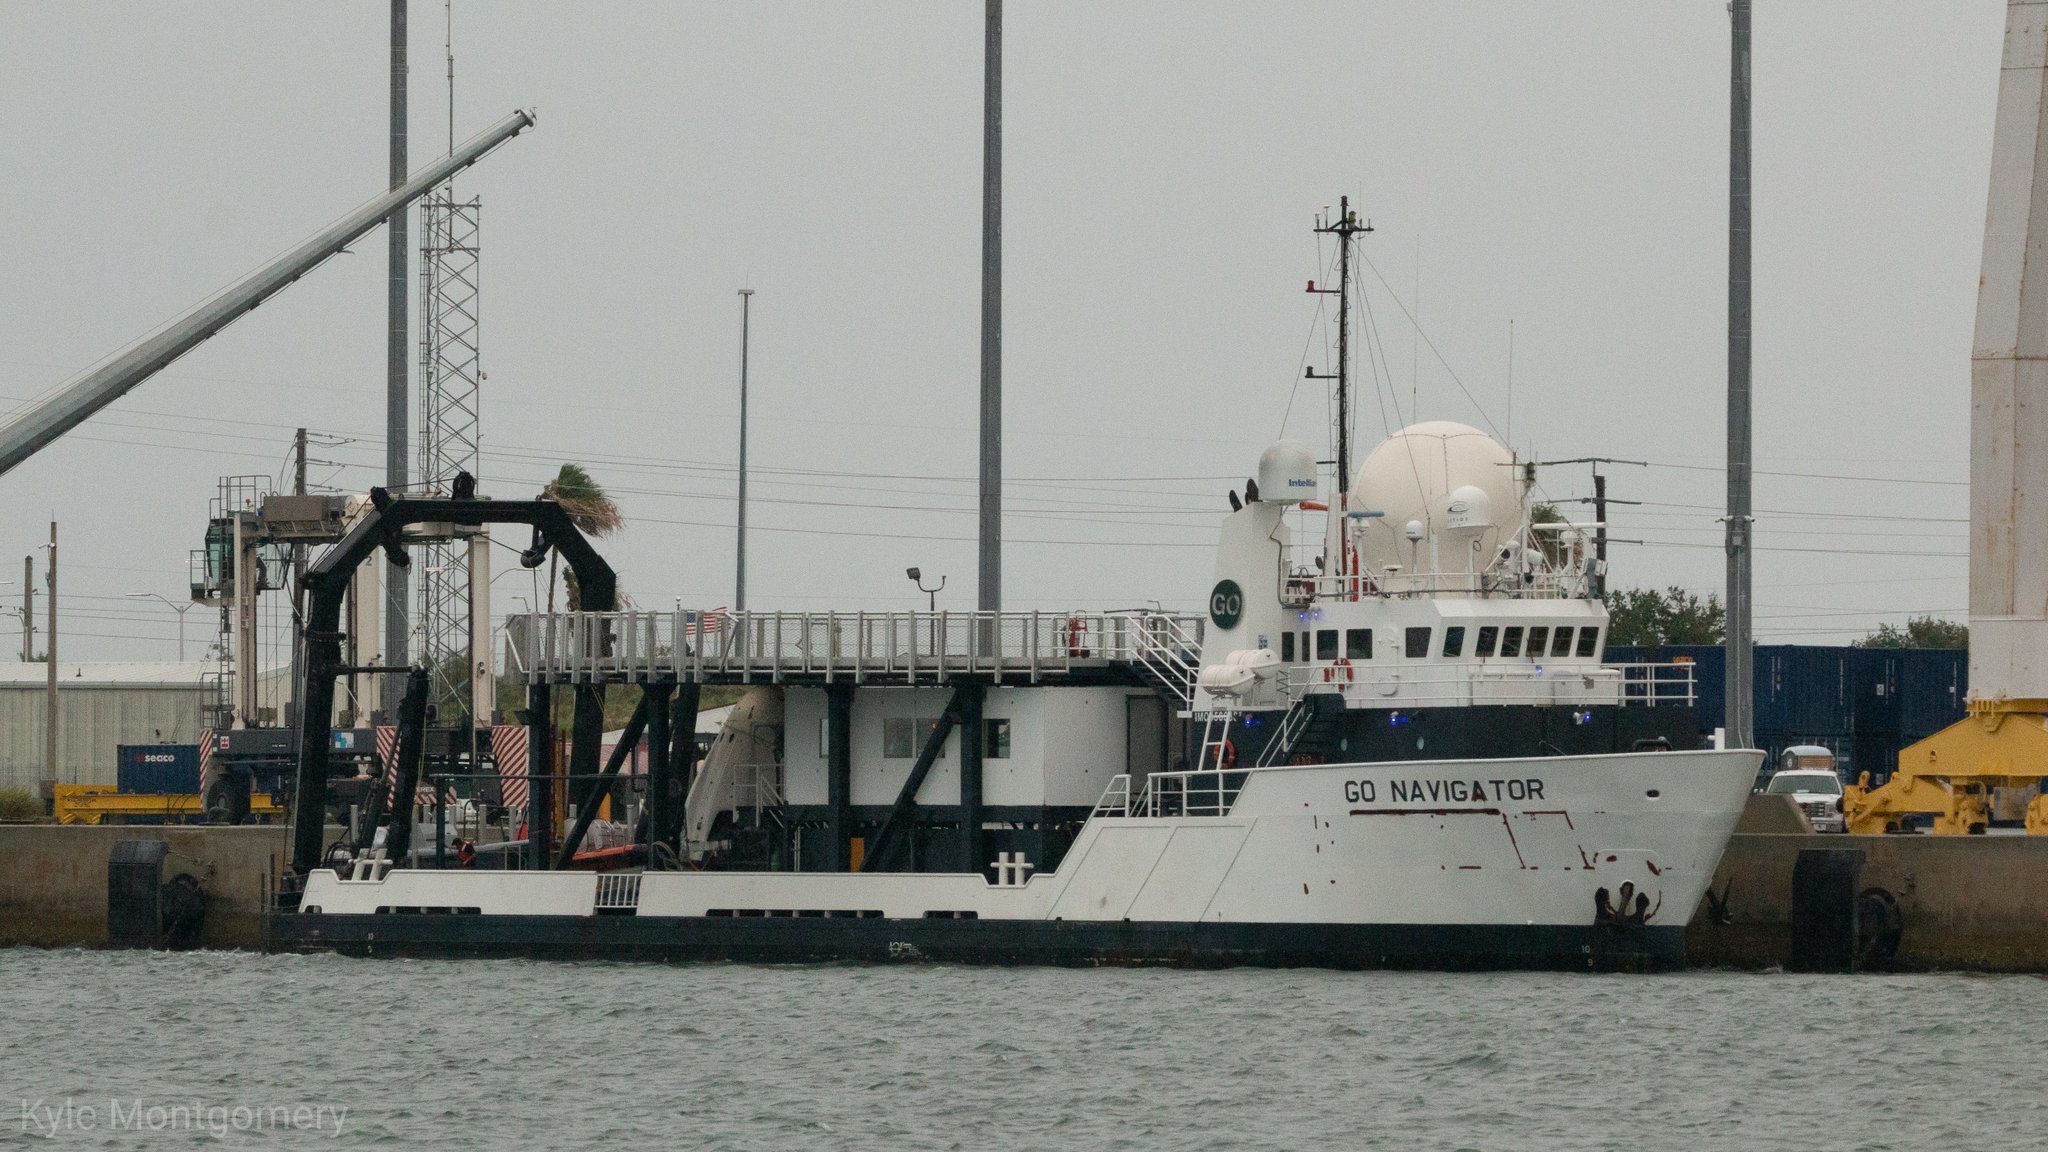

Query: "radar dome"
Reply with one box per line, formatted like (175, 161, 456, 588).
(1348, 421, 1521, 575)
(1256, 440, 1318, 504)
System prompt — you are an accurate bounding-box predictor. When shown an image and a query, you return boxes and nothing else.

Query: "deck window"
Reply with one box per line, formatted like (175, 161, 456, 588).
(1576, 627, 1601, 658)
(1475, 626, 1499, 657)
(1551, 627, 1575, 657)
(1500, 627, 1524, 658)
(883, 718, 915, 759)
(1526, 627, 1549, 658)
(1404, 627, 1432, 658)
(883, 717, 941, 759)
(1281, 632, 1296, 661)
(983, 718, 1011, 759)
(1442, 626, 1466, 658)
(1316, 629, 1338, 660)
(1346, 628, 1372, 659)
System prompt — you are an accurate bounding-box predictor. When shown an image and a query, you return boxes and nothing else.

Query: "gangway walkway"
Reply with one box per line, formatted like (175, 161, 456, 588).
(505, 609, 1204, 693)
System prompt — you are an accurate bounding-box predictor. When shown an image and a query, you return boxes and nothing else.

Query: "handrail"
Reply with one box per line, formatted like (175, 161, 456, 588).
(505, 609, 1205, 685)
(1135, 768, 1245, 817)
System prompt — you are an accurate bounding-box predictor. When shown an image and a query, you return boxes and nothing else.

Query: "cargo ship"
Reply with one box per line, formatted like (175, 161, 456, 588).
(270, 201, 1761, 969)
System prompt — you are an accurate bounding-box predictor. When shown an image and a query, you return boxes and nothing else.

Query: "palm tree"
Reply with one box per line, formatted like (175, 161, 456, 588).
(542, 463, 624, 611)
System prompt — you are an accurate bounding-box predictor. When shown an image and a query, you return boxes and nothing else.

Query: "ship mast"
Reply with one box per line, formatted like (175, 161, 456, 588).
(1308, 197, 1372, 587)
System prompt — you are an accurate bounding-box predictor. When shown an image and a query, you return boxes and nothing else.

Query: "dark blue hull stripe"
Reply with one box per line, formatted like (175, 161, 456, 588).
(272, 914, 1685, 971)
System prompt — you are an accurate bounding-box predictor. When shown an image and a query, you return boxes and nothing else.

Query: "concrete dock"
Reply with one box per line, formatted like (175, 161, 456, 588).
(3, 819, 2047, 969)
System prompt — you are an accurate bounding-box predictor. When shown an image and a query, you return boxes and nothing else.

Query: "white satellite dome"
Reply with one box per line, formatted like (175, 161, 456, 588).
(1256, 440, 1318, 504)
(1348, 421, 1522, 575)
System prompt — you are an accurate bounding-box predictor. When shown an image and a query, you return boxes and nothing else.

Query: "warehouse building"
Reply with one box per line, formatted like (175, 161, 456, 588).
(0, 663, 215, 792)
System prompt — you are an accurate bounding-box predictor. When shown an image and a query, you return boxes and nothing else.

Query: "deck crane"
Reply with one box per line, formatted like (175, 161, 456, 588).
(1844, 0, 2048, 835)
(0, 108, 536, 477)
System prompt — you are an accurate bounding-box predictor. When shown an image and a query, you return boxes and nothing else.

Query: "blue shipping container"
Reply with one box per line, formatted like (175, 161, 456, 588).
(1601, 644, 1969, 782)
(116, 744, 201, 795)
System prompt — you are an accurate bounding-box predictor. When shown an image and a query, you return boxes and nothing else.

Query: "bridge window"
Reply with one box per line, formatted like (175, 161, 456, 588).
(1346, 628, 1372, 658)
(1500, 627, 1525, 658)
(1526, 627, 1549, 658)
(1551, 627, 1575, 657)
(1281, 633, 1296, 661)
(1316, 629, 1338, 660)
(983, 718, 1011, 759)
(1404, 627, 1431, 658)
(1442, 626, 1466, 658)
(1475, 626, 1499, 657)
(1577, 627, 1601, 658)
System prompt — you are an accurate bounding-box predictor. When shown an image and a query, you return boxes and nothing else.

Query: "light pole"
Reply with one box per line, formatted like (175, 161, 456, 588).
(736, 288, 754, 612)
(127, 592, 196, 661)
(907, 568, 945, 653)
(907, 568, 945, 612)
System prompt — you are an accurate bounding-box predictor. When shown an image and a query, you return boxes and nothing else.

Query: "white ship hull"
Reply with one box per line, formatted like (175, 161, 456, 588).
(283, 748, 1760, 970)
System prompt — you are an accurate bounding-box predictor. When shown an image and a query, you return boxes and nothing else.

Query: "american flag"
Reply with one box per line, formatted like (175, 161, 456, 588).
(491, 725, 530, 809)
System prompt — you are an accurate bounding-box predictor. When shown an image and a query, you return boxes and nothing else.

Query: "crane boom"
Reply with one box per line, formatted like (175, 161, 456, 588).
(0, 107, 537, 477)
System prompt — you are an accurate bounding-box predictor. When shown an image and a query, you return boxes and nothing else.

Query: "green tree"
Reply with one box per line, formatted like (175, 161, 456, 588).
(541, 463, 625, 611)
(1602, 585, 1726, 646)
(1529, 503, 1568, 567)
(1854, 616, 1968, 649)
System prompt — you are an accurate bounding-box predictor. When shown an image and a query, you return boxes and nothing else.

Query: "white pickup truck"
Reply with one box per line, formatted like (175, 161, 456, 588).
(1762, 745, 1846, 833)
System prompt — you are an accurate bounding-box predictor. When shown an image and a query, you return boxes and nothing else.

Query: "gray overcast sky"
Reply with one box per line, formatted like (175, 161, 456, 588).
(0, 2, 2001, 663)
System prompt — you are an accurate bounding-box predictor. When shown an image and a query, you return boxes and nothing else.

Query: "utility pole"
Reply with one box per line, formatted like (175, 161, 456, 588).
(45, 522, 57, 788)
(20, 556, 32, 662)
(1538, 458, 1644, 600)
(736, 288, 753, 612)
(978, 0, 1002, 613)
(1725, 0, 1755, 750)
(385, 0, 411, 714)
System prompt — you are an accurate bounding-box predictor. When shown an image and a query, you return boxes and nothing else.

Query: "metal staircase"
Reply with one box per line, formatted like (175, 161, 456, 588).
(1109, 613, 1202, 709)
(1255, 698, 1316, 767)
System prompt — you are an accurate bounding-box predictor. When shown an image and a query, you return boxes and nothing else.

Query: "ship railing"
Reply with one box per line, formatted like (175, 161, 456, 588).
(1255, 698, 1315, 767)
(1092, 774, 1133, 818)
(1278, 568, 1591, 605)
(1134, 768, 1245, 818)
(1104, 612, 1202, 708)
(504, 609, 1205, 685)
(1273, 659, 1694, 708)
(711, 760, 783, 825)
(1619, 661, 1697, 707)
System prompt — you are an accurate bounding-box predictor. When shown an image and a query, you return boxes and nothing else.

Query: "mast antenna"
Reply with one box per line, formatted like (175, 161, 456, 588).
(1307, 196, 1373, 494)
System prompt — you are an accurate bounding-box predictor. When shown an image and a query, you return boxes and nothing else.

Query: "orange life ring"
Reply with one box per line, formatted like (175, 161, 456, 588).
(1324, 658, 1355, 684)
(1065, 615, 1089, 657)
(1215, 739, 1238, 771)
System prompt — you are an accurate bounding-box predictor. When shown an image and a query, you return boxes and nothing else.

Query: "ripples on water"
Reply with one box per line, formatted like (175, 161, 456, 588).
(3, 950, 2045, 1150)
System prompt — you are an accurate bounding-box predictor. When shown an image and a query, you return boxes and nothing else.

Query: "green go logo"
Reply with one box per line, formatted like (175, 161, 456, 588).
(1209, 579, 1244, 629)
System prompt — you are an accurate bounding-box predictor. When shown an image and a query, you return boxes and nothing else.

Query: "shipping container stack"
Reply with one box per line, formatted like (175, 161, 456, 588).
(1603, 645, 1968, 785)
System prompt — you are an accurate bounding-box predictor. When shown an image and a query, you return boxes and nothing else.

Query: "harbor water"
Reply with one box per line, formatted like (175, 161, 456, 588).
(3, 950, 2045, 1150)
